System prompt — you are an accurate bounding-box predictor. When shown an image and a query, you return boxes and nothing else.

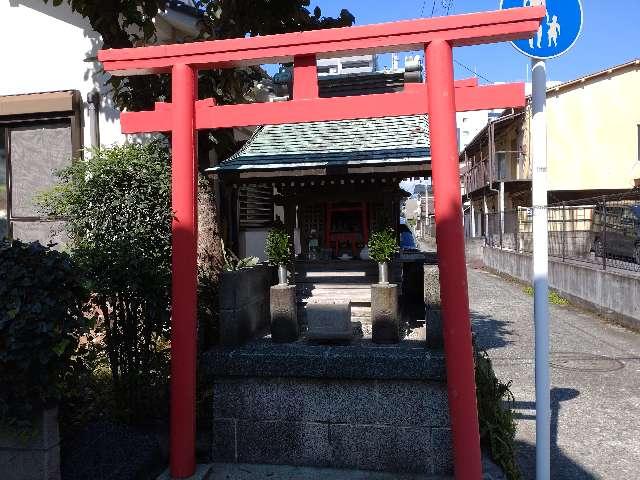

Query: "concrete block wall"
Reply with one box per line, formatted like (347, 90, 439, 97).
(203, 342, 452, 476)
(483, 246, 640, 331)
(210, 377, 452, 475)
(0, 408, 60, 480)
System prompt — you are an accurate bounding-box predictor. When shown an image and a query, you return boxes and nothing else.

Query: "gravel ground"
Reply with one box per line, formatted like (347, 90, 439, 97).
(467, 266, 640, 480)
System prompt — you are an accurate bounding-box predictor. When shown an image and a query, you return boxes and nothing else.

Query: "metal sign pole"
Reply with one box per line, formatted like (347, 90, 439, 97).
(501, 2, 582, 478)
(531, 57, 550, 480)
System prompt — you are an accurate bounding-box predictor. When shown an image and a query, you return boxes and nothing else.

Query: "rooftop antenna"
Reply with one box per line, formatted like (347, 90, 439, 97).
(391, 52, 399, 72)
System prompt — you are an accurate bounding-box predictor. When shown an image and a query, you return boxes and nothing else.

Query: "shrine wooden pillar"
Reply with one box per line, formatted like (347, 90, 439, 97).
(426, 39, 482, 479)
(283, 200, 297, 262)
(169, 63, 198, 478)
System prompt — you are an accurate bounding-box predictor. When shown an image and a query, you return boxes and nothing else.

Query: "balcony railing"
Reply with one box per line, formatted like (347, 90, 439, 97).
(462, 150, 528, 195)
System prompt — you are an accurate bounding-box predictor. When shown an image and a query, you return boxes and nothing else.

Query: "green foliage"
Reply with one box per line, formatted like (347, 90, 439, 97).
(475, 348, 521, 480)
(196, 177, 224, 347)
(221, 240, 259, 271)
(38, 142, 173, 422)
(523, 286, 569, 305)
(367, 227, 399, 263)
(265, 228, 291, 266)
(0, 241, 89, 433)
(43, 0, 355, 163)
(549, 291, 569, 305)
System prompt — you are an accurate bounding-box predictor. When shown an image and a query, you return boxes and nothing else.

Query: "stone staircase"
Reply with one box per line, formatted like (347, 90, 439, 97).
(294, 260, 401, 323)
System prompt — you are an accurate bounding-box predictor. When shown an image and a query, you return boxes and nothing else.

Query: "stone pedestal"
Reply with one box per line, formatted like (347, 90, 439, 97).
(371, 283, 399, 344)
(306, 300, 352, 342)
(0, 407, 60, 480)
(270, 285, 299, 343)
(219, 266, 272, 346)
(424, 265, 444, 349)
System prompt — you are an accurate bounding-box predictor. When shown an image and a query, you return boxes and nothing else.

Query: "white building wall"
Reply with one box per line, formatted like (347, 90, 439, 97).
(0, 0, 126, 148)
(456, 108, 503, 152)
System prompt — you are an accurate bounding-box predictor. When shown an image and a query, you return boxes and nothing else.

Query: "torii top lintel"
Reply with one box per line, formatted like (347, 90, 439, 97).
(99, 6, 544, 74)
(97, 6, 544, 134)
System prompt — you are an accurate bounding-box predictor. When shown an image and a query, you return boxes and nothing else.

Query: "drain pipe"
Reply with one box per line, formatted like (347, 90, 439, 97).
(486, 121, 502, 245)
(86, 90, 100, 150)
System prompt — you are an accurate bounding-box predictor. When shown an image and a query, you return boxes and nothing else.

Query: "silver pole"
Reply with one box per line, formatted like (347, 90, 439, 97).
(531, 57, 550, 480)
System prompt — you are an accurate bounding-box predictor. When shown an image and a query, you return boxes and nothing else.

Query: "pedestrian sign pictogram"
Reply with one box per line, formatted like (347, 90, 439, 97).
(501, 0, 583, 59)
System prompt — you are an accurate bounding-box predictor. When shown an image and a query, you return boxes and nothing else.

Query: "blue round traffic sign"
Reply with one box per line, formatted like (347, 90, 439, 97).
(500, 0, 583, 59)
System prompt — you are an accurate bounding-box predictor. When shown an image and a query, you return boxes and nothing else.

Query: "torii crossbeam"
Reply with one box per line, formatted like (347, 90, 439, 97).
(99, 6, 544, 479)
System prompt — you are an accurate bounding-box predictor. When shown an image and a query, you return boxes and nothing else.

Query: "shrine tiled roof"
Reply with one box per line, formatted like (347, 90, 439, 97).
(207, 114, 430, 173)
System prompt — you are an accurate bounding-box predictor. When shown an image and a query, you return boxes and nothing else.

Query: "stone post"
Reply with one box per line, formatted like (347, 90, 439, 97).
(0, 408, 60, 480)
(371, 284, 399, 344)
(270, 285, 299, 343)
(424, 264, 443, 349)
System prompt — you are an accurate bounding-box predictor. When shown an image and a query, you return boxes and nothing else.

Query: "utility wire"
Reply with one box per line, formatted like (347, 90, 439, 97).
(445, 0, 454, 16)
(420, 0, 493, 84)
(454, 59, 493, 83)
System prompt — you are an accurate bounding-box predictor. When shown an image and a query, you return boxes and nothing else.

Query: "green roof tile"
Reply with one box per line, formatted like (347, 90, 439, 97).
(207, 115, 430, 173)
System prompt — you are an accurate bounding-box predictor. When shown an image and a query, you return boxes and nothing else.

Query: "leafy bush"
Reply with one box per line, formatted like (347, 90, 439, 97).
(523, 285, 569, 305)
(0, 241, 89, 433)
(475, 348, 520, 480)
(265, 228, 291, 266)
(367, 227, 399, 263)
(38, 142, 173, 422)
(197, 176, 224, 348)
(221, 240, 259, 272)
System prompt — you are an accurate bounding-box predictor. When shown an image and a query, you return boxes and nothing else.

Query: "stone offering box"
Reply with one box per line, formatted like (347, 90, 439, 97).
(202, 340, 453, 476)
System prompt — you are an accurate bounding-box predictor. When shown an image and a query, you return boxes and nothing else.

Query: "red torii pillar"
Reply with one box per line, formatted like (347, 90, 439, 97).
(98, 6, 544, 479)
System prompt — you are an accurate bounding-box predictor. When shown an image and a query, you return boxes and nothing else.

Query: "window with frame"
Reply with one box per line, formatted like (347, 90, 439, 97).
(0, 90, 82, 244)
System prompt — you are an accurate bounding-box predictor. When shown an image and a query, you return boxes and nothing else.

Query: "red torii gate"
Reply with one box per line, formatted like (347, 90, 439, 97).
(98, 6, 544, 479)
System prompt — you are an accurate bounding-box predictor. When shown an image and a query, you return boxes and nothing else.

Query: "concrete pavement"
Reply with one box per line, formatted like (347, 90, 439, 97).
(468, 267, 640, 479)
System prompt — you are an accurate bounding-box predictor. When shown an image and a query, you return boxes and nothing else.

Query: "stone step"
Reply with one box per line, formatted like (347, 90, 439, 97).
(197, 462, 451, 479)
(296, 283, 372, 290)
(297, 304, 371, 322)
(295, 275, 378, 285)
(295, 260, 378, 270)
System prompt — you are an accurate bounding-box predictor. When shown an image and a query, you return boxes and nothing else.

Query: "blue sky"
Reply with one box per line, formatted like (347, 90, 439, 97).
(311, 0, 639, 84)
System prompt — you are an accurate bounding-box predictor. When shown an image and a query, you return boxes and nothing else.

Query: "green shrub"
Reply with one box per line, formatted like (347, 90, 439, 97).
(367, 227, 399, 263)
(523, 285, 569, 305)
(475, 348, 520, 480)
(0, 241, 89, 434)
(222, 240, 259, 272)
(265, 228, 291, 266)
(197, 176, 224, 348)
(38, 142, 173, 422)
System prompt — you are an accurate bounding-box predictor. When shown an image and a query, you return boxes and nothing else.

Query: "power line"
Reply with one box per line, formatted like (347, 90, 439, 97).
(445, 0, 454, 16)
(454, 59, 493, 84)
(419, 0, 493, 84)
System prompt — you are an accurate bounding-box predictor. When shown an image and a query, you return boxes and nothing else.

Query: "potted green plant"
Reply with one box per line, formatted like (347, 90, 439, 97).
(367, 227, 399, 284)
(265, 227, 291, 284)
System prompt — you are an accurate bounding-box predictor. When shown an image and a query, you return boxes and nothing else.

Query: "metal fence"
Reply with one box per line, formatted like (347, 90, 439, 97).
(479, 190, 640, 273)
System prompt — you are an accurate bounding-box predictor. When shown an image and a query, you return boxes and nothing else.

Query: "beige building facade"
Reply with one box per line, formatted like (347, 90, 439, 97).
(461, 58, 640, 238)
